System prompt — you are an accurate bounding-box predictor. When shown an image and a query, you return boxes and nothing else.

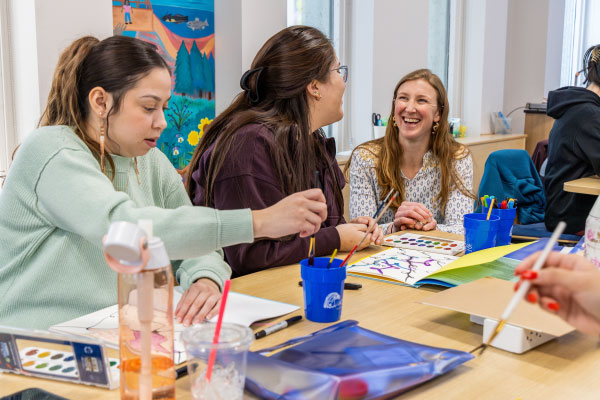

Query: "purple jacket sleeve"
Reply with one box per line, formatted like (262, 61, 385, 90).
(215, 174, 341, 275)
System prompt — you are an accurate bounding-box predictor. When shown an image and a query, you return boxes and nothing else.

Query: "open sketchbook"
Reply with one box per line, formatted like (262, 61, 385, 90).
(50, 289, 299, 364)
(347, 240, 564, 288)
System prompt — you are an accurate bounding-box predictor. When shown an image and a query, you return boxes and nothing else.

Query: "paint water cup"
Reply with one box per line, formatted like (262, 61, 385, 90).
(463, 213, 500, 254)
(300, 257, 346, 323)
(181, 322, 254, 400)
(491, 207, 517, 246)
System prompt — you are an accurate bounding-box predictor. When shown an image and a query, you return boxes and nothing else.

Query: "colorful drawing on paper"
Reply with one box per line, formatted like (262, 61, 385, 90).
(112, 0, 215, 171)
(348, 247, 458, 286)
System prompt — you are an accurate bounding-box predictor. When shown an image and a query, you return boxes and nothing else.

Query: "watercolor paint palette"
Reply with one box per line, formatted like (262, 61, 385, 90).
(18, 346, 120, 382)
(383, 233, 465, 256)
(0, 325, 119, 389)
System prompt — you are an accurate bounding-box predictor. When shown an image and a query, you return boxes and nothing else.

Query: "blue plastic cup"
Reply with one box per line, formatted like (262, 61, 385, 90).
(463, 213, 500, 254)
(491, 207, 517, 246)
(300, 257, 346, 323)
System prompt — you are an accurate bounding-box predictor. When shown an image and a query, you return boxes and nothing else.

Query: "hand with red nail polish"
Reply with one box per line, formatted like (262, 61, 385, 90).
(514, 251, 600, 335)
(521, 270, 538, 280)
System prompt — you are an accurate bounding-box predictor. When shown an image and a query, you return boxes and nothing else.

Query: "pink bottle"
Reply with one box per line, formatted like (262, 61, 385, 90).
(104, 221, 175, 399)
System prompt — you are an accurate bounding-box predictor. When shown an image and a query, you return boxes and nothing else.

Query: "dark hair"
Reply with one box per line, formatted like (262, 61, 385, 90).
(186, 25, 343, 216)
(583, 44, 600, 87)
(39, 35, 170, 178)
(345, 69, 474, 215)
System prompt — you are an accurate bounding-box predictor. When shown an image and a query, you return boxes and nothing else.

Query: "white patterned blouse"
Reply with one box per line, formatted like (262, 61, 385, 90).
(349, 144, 474, 234)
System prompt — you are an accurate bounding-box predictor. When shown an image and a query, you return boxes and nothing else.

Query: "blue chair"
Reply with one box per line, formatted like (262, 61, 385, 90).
(477, 150, 581, 244)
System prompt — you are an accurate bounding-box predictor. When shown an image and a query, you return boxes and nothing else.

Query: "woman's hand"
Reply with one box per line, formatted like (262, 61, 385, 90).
(252, 189, 327, 239)
(350, 216, 384, 245)
(392, 202, 433, 231)
(515, 252, 600, 335)
(175, 278, 222, 326)
(335, 223, 372, 251)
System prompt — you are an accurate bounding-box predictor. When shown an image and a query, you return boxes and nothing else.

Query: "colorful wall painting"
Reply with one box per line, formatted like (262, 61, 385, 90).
(112, 0, 215, 171)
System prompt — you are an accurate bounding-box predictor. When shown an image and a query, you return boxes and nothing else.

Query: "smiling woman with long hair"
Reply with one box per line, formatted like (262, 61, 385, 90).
(345, 69, 475, 234)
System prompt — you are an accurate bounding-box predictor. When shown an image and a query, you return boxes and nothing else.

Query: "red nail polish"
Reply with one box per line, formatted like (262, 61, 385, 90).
(513, 281, 521, 291)
(514, 269, 522, 276)
(522, 270, 538, 280)
(527, 293, 537, 303)
(548, 302, 560, 311)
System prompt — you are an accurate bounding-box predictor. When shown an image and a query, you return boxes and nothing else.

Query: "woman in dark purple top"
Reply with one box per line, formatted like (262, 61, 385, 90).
(186, 26, 383, 276)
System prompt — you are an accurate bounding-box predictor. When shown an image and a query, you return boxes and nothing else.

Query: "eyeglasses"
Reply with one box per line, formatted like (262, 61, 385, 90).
(332, 65, 348, 83)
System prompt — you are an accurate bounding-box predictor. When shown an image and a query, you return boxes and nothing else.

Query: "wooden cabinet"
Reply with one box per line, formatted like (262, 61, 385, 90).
(524, 110, 554, 155)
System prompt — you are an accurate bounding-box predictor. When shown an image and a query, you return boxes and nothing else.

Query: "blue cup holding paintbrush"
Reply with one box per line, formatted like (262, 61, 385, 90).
(463, 213, 500, 253)
(300, 257, 346, 323)
(491, 207, 517, 246)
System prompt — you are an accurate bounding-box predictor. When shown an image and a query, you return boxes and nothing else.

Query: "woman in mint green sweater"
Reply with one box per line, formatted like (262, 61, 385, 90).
(0, 35, 327, 330)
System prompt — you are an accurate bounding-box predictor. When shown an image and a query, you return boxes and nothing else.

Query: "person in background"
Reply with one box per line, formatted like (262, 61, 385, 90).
(186, 26, 382, 277)
(345, 69, 474, 235)
(0, 35, 327, 329)
(544, 44, 600, 235)
(515, 252, 600, 335)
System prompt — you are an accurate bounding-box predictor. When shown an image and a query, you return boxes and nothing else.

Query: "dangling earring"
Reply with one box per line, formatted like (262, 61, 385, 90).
(99, 113, 105, 172)
(313, 90, 321, 100)
(432, 121, 439, 135)
(392, 116, 398, 127)
(134, 158, 141, 185)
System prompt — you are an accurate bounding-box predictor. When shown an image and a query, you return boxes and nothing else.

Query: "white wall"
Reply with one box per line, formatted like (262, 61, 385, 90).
(7, 0, 112, 143)
(503, 0, 550, 135)
(214, 0, 286, 114)
(34, 0, 112, 114)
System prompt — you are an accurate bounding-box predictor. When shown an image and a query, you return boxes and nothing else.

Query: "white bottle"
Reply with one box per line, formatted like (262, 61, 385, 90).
(584, 196, 600, 267)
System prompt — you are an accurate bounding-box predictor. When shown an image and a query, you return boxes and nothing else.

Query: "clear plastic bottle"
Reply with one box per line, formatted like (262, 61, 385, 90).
(105, 221, 175, 399)
(585, 196, 600, 267)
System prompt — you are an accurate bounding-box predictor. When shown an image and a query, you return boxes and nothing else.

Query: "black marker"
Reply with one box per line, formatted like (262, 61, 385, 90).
(176, 365, 188, 379)
(255, 315, 302, 339)
(298, 281, 362, 290)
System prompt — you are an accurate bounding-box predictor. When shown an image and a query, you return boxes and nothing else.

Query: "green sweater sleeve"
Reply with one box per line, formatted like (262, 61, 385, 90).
(162, 167, 232, 289)
(34, 147, 254, 262)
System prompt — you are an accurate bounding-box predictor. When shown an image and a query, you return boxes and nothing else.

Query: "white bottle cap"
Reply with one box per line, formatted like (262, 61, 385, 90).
(589, 195, 600, 218)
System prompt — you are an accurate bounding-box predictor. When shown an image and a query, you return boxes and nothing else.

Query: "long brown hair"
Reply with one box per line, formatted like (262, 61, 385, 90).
(39, 35, 170, 178)
(345, 69, 474, 215)
(186, 25, 344, 215)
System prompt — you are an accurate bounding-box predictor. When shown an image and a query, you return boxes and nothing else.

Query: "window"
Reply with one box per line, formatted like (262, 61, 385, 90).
(0, 0, 15, 176)
(287, 0, 343, 146)
(561, 0, 600, 87)
(428, 0, 451, 88)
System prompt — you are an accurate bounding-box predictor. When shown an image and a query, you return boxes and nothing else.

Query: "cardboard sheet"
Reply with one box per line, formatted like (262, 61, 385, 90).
(419, 277, 575, 337)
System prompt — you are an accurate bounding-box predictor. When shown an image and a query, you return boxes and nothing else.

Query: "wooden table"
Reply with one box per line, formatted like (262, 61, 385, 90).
(3, 231, 600, 399)
(563, 176, 600, 195)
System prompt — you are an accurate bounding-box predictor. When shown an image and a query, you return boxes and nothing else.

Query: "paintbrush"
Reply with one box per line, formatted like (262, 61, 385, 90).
(373, 190, 393, 218)
(470, 221, 566, 355)
(339, 191, 398, 269)
(309, 169, 323, 266)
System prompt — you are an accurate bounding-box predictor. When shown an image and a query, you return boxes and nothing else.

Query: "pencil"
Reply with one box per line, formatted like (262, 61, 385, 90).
(470, 221, 566, 355)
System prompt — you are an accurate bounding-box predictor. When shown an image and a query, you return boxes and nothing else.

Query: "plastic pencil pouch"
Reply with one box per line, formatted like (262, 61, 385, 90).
(245, 320, 473, 399)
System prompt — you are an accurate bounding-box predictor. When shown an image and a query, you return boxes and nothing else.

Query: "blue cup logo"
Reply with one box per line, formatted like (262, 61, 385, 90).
(323, 292, 342, 310)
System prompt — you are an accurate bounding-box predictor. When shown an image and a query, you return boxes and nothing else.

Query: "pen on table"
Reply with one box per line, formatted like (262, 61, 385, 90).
(470, 221, 567, 355)
(176, 365, 188, 379)
(298, 281, 362, 290)
(255, 315, 302, 339)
